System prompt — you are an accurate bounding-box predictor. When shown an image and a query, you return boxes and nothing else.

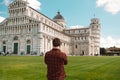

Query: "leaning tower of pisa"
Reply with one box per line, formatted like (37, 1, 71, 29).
(90, 18, 101, 56)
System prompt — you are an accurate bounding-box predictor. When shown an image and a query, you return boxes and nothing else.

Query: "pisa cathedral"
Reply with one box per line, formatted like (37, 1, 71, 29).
(0, 0, 100, 56)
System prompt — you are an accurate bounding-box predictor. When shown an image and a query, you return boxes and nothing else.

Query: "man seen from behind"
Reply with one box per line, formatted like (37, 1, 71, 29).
(45, 38, 68, 80)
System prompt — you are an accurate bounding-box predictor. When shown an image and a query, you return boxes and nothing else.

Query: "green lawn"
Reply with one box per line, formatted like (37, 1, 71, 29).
(0, 56, 120, 80)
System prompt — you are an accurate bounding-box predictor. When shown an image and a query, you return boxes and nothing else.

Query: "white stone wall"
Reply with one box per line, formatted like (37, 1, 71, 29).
(0, 0, 100, 56)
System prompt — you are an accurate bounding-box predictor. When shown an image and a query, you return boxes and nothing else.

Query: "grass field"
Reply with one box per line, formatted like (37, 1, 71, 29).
(0, 56, 120, 80)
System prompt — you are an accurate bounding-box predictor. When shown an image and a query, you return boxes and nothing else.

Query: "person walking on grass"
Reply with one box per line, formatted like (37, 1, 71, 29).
(45, 38, 68, 80)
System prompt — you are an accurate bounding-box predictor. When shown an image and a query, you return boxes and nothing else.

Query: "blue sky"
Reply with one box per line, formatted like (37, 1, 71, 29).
(0, 0, 120, 48)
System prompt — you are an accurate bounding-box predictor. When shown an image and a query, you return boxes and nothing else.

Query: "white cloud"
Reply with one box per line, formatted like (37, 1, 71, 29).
(0, 16, 5, 23)
(27, 0, 41, 10)
(100, 36, 120, 48)
(0, 0, 11, 6)
(69, 25, 85, 29)
(96, 0, 120, 14)
(4, 0, 11, 6)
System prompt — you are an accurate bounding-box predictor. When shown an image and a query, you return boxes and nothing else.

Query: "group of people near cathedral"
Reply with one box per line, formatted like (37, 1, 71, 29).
(0, 51, 10, 56)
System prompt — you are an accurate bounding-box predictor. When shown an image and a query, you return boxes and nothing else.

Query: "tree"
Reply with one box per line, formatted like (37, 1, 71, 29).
(100, 48, 106, 55)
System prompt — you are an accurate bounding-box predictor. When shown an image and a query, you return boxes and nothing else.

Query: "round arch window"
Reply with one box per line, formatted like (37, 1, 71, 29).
(13, 36, 18, 40)
(3, 41, 6, 44)
(27, 40, 31, 44)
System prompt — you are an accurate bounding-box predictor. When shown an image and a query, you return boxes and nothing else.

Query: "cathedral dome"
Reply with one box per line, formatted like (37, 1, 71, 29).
(53, 11, 65, 20)
(53, 11, 66, 28)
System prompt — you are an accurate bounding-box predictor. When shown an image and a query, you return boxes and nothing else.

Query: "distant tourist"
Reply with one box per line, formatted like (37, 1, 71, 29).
(44, 38, 68, 80)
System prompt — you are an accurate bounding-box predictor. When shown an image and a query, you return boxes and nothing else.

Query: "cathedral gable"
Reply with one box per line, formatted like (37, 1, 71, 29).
(9, 0, 28, 9)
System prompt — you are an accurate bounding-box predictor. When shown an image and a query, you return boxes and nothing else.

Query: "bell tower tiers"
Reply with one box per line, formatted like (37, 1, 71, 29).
(53, 11, 66, 28)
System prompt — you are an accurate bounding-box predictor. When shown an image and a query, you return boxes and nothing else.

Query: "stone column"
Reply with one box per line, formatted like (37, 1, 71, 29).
(7, 37, 12, 53)
(45, 36, 48, 53)
(38, 23, 42, 32)
(39, 34, 44, 55)
(43, 36, 45, 53)
(19, 36, 26, 55)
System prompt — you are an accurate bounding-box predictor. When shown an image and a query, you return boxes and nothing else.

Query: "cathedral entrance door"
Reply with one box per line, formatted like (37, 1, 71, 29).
(3, 46, 6, 53)
(27, 45, 30, 54)
(14, 43, 18, 54)
(82, 51, 84, 55)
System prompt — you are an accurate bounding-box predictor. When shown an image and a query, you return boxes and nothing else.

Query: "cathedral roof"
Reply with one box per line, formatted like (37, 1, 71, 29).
(53, 11, 65, 20)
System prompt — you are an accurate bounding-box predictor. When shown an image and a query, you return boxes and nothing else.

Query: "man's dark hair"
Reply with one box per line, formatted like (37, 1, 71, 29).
(53, 38, 61, 47)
